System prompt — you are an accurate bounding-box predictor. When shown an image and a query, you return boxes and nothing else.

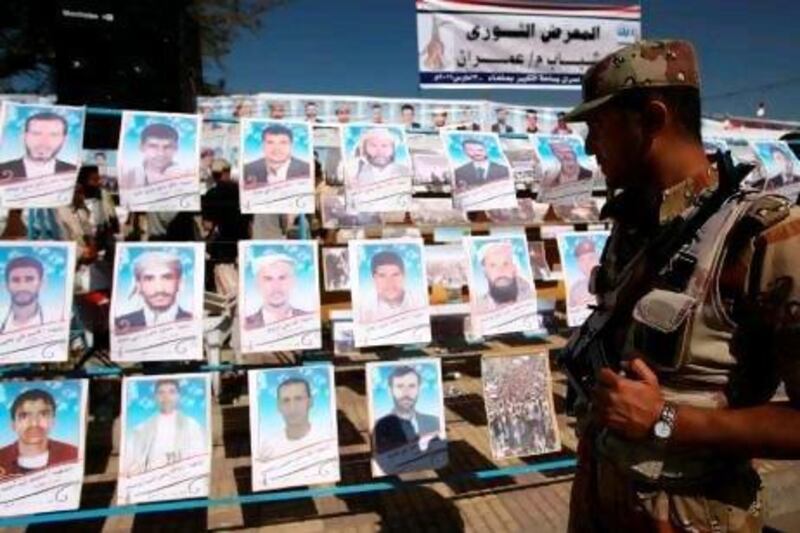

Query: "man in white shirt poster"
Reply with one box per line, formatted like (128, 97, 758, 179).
(242, 124, 310, 189)
(0, 112, 77, 182)
(244, 253, 311, 330)
(258, 377, 327, 460)
(347, 127, 411, 187)
(359, 250, 425, 324)
(114, 251, 193, 334)
(123, 379, 206, 476)
(120, 123, 191, 189)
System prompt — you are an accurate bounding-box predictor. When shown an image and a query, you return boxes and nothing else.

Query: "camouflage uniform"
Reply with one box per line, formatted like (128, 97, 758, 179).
(564, 40, 800, 532)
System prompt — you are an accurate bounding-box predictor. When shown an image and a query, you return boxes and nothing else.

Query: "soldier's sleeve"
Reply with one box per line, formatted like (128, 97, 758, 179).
(749, 204, 800, 404)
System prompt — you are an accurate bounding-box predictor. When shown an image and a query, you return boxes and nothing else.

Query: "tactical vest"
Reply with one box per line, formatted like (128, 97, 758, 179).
(597, 191, 792, 484)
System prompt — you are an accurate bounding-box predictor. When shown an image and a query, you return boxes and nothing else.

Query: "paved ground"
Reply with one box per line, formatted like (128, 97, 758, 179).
(11, 341, 800, 532)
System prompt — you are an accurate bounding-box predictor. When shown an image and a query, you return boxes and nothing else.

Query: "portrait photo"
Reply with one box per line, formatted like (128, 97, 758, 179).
(464, 235, 539, 336)
(248, 365, 340, 491)
(367, 358, 447, 476)
(239, 240, 321, 353)
(533, 134, 596, 204)
(110, 243, 204, 361)
(751, 140, 800, 194)
(322, 247, 350, 292)
(349, 238, 431, 348)
(0, 102, 86, 208)
(0, 379, 87, 516)
(118, 111, 201, 211)
(0, 242, 76, 363)
(83, 149, 118, 192)
(441, 131, 517, 211)
(119, 374, 211, 504)
(557, 230, 610, 327)
(482, 353, 560, 460)
(239, 119, 314, 214)
(341, 124, 413, 212)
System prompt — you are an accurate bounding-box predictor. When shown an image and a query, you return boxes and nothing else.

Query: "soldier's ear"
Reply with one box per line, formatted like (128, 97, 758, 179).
(641, 99, 668, 137)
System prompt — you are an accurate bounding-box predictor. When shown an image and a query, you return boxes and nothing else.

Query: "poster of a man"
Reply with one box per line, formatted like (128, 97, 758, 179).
(119, 374, 211, 504)
(400, 103, 421, 129)
(465, 236, 539, 336)
(534, 135, 596, 204)
(751, 140, 800, 193)
(442, 131, 517, 211)
(557, 231, 609, 327)
(0, 380, 87, 516)
(349, 239, 431, 348)
(240, 120, 314, 213)
(0, 243, 75, 363)
(239, 240, 321, 353)
(341, 125, 413, 212)
(249, 366, 340, 491)
(111, 243, 204, 361)
(0, 103, 85, 207)
(491, 107, 514, 134)
(367, 359, 447, 476)
(118, 111, 201, 211)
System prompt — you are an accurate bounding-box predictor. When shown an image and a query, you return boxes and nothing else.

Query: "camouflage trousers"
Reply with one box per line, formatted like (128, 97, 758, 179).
(568, 436, 764, 532)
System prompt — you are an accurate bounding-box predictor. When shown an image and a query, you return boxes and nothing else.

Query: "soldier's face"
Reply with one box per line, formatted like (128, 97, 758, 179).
(390, 373, 419, 412)
(141, 137, 177, 170)
(586, 107, 644, 190)
(373, 264, 405, 304)
(365, 137, 394, 167)
(257, 261, 295, 308)
(464, 142, 487, 162)
(263, 133, 292, 166)
(12, 400, 53, 446)
(156, 383, 179, 413)
(24, 119, 66, 163)
(7, 267, 42, 306)
(278, 383, 311, 426)
(137, 264, 180, 311)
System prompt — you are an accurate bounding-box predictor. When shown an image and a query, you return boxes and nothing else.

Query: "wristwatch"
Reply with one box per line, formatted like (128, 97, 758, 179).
(653, 402, 677, 441)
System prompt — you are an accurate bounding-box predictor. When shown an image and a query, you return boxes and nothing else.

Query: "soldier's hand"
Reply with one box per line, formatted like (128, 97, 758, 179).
(592, 358, 665, 440)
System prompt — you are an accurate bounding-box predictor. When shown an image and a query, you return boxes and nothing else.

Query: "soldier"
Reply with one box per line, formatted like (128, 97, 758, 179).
(562, 40, 800, 531)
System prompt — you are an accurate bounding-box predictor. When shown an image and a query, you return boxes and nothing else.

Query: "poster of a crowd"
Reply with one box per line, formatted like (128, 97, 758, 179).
(248, 365, 340, 490)
(240, 119, 315, 213)
(0, 242, 76, 363)
(0, 379, 87, 516)
(341, 124, 414, 212)
(0, 102, 86, 208)
(349, 239, 431, 348)
(556, 230, 609, 327)
(118, 374, 211, 504)
(238, 240, 321, 353)
(442, 131, 517, 211)
(464, 235, 539, 336)
(482, 353, 560, 460)
(366, 358, 448, 476)
(110, 243, 204, 361)
(118, 111, 201, 211)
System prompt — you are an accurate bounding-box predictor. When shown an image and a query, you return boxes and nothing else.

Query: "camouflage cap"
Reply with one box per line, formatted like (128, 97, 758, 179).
(563, 39, 700, 122)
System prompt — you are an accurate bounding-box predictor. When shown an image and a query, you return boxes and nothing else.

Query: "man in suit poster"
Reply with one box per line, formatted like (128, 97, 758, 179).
(111, 243, 204, 362)
(240, 120, 315, 214)
(0, 102, 85, 208)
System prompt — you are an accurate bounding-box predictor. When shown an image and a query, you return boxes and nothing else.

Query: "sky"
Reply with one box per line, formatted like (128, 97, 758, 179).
(206, 0, 800, 121)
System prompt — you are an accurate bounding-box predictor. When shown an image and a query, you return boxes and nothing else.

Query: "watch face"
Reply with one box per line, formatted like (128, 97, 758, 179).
(654, 420, 672, 439)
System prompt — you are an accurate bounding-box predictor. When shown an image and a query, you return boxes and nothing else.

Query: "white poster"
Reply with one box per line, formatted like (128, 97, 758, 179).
(366, 358, 448, 476)
(417, 1, 641, 88)
(341, 124, 414, 212)
(0, 102, 86, 208)
(0, 242, 76, 363)
(239, 119, 315, 214)
(118, 111, 201, 212)
(534, 134, 596, 204)
(110, 243, 204, 362)
(556, 230, 610, 327)
(118, 374, 211, 504)
(464, 235, 539, 336)
(442, 131, 517, 211)
(248, 365, 340, 491)
(349, 238, 431, 348)
(238, 240, 321, 353)
(0, 379, 87, 516)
